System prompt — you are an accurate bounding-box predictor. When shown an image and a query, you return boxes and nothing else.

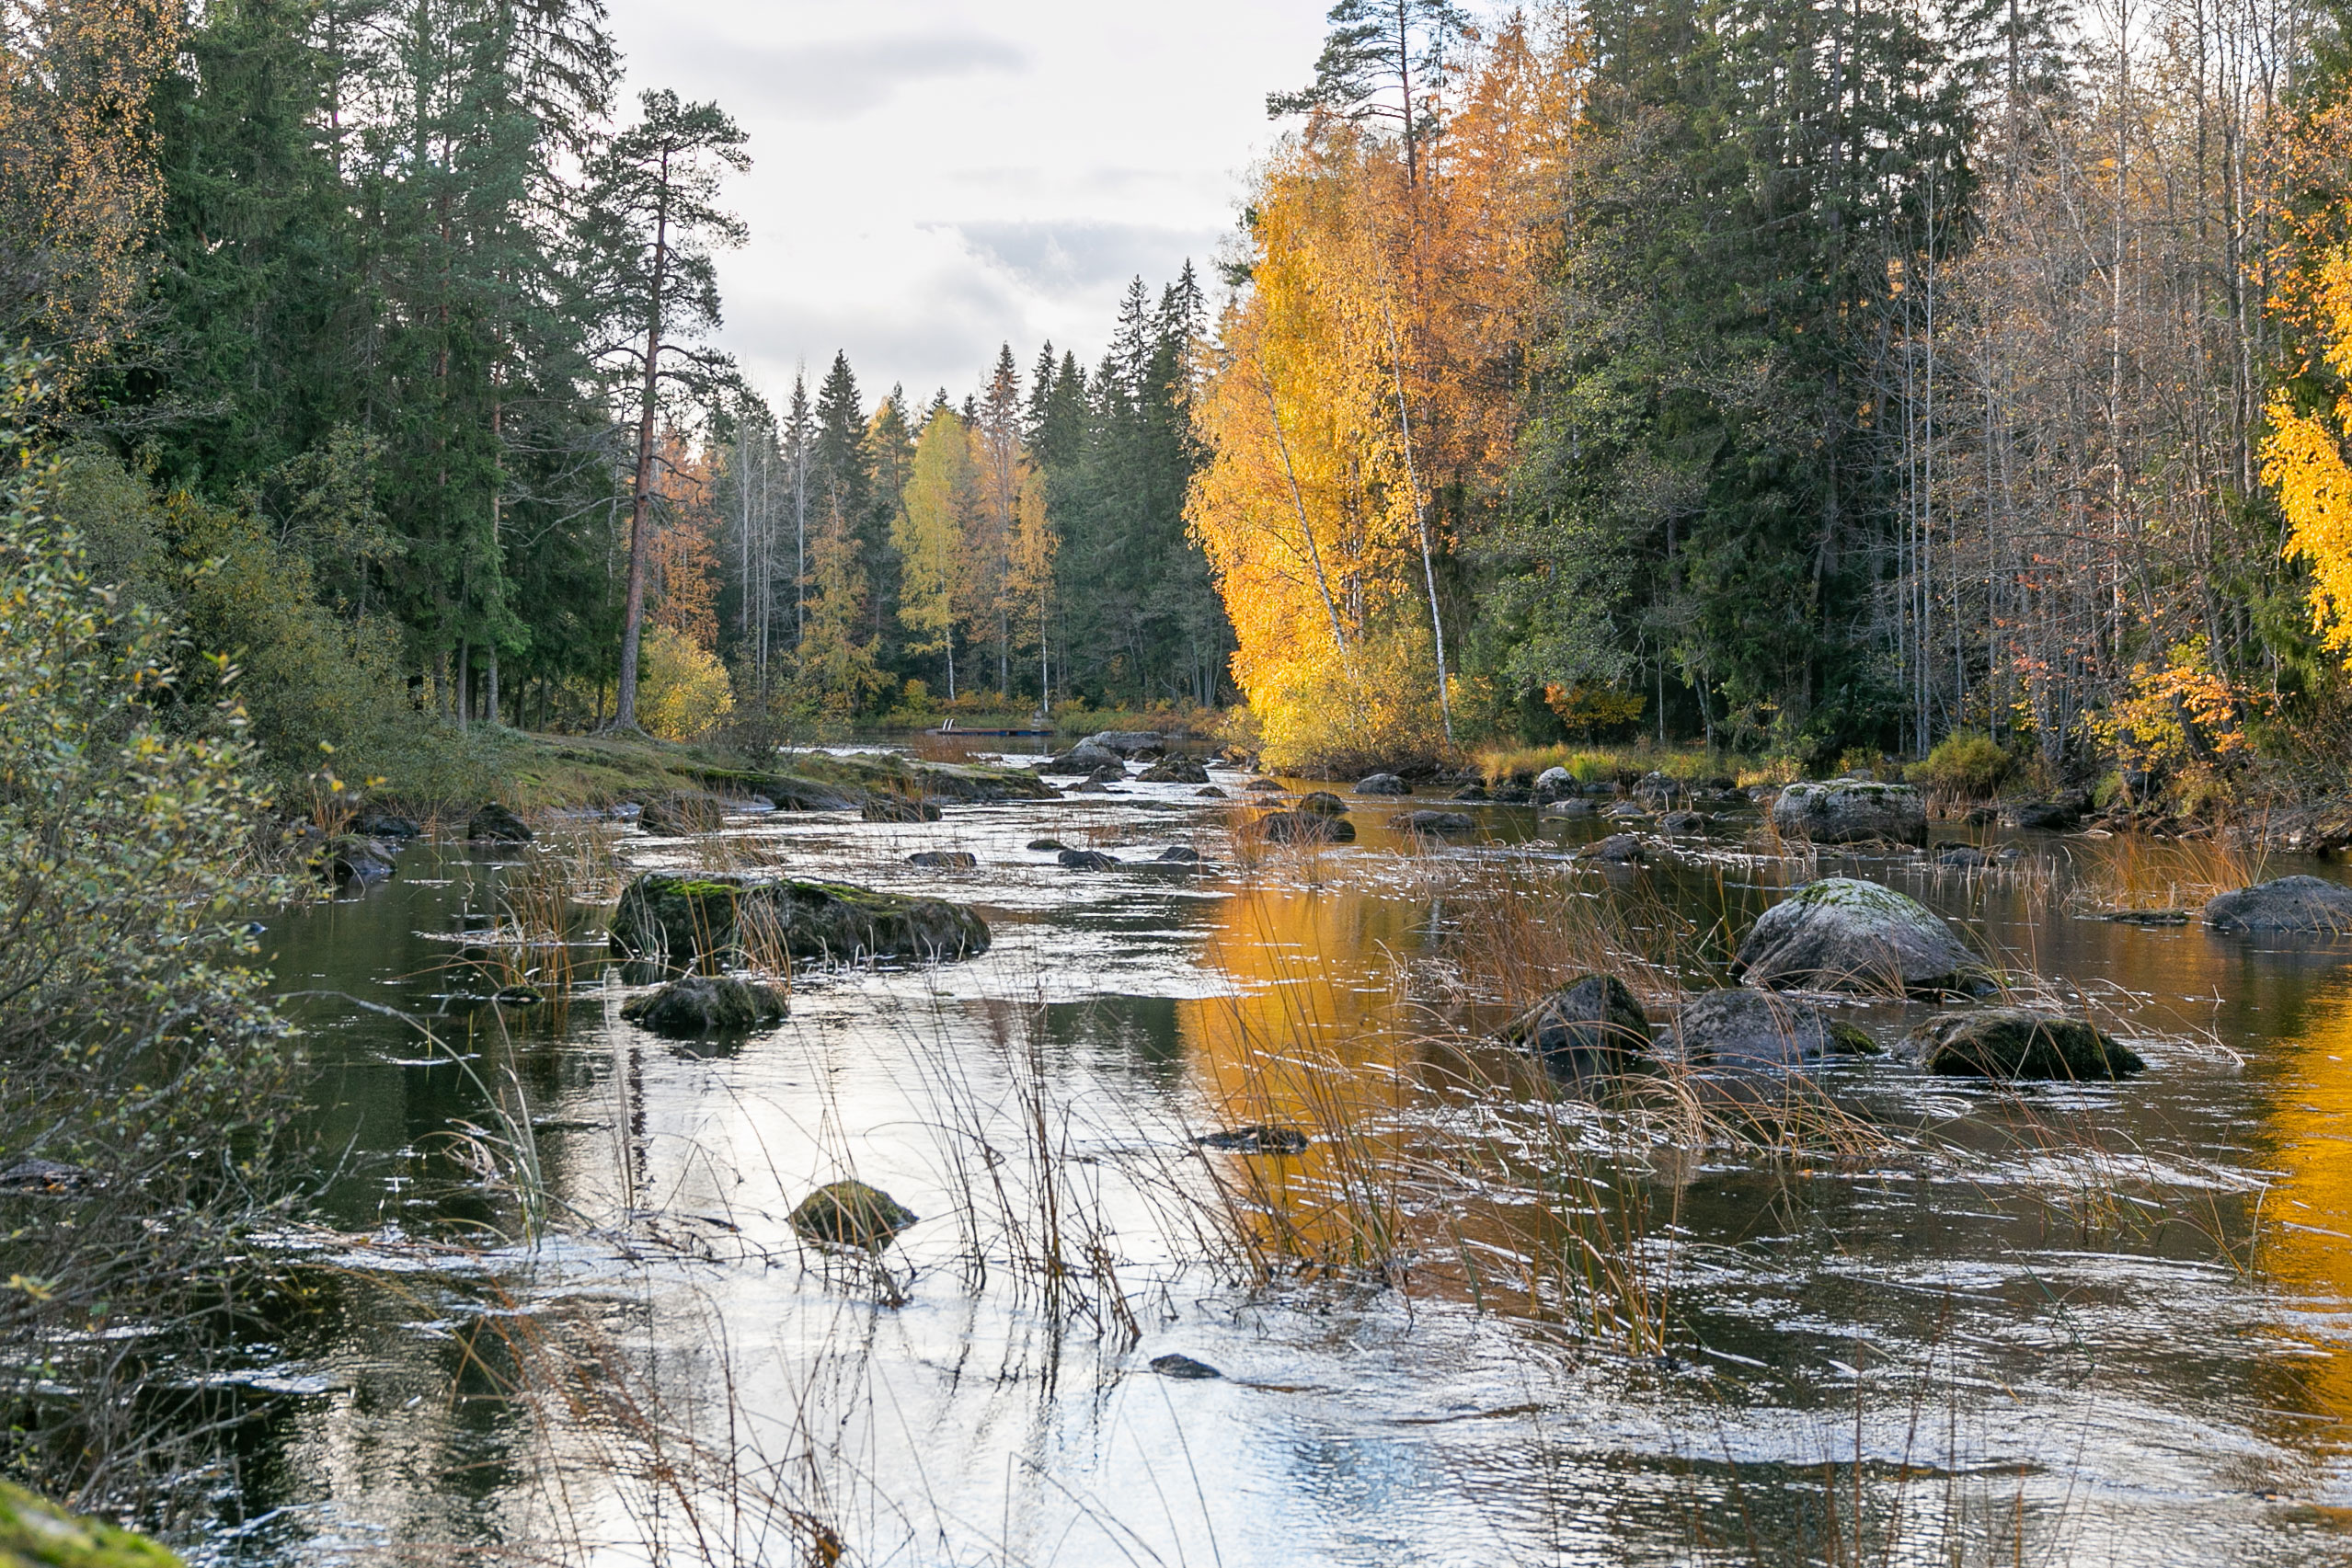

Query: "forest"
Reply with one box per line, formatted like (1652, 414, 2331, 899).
(2, 0, 2348, 804)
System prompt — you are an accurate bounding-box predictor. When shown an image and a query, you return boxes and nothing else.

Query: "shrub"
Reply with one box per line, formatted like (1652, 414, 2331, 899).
(1909, 730, 2011, 798)
(638, 625, 736, 741)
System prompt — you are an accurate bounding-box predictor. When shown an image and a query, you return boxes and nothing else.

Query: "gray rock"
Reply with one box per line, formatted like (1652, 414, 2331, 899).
(1735, 876, 1980, 994)
(1356, 773, 1412, 795)
(862, 796, 943, 823)
(1392, 810, 1476, 836)
(354, 810, 419, 840)
(1578, 832, 1646, 864)
(1058, 848, 1120, 871)
(1084, 730, 1166, 758)
(1906, 1008, 2144, 1080)
(1196, 785, 1228, 798)
(1535, 766, 1572, 792)
(1451, 783, 1490, 802)
(1498, 975, 1650, 1076)
(610, 873, 990, 967)
(1139, 756, 1210, 784)
(1934, 844, 1991, 868)
(2001, 799, 2081, 831)
(1771, 782, 1927, 846)
(327, 835, 397, 884)
(2203, 876, 2352, 933)
(1296, 791, 1348, 817)
(906, 850, 978, 870)
(1027, 838, 1068, 852)
(1153, 845, 1203, 863)
(1251, 811, 1357, 843)
(1606, 802, 1647, 820)
(1658, 810, 1710, 834)
(790, 1180, 917, 1249)
(1542, 798, 1595, 818)
(1667, 989, 1877, 1068)
(1245, 778, 1286, 792)
(468, 803, 534, 843)
(622, 975, 789, 1036)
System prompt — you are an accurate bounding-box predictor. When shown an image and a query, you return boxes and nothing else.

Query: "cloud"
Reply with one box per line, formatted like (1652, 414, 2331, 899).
(938, 219, 1222, 297)
(632, 31, 1028, 122)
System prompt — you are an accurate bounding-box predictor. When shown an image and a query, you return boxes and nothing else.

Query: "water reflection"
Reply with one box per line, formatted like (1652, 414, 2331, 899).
(205, 781, 2352, 1564)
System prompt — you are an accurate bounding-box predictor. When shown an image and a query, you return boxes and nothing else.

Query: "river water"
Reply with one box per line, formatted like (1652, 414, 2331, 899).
(213, 749, 2352, 1565)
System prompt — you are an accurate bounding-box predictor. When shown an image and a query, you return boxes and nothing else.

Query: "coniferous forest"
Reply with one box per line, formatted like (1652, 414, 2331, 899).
(6, 0, 2349, 805)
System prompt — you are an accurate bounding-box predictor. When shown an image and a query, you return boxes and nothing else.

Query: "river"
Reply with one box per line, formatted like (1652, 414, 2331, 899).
(205, 746, 2352, 1565)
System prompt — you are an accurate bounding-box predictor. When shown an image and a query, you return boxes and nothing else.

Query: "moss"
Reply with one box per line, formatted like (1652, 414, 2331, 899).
(790, 1180, 918, 1248)
(0, 1482, 180, 1568)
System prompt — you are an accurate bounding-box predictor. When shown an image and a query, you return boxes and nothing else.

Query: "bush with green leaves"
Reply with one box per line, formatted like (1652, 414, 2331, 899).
(0, 363, 304, 1506)
(1907, 730, 2012, 799)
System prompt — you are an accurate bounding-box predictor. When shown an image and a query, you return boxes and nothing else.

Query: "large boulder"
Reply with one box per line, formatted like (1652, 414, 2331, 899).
(1771, 781, 1928, 846)
(790, 1180, 918, 1249)
(2001, 798, 2082, 831)
(1084, 730, 1165, 758)
(622, 975, 789, 1036)
(907, 850, 978, 870)
(1578, 832, 1646, 864)
(468, 803, 534, 843)
(1498, 975, 1651, 1077)
(610, 873, 990, 968)
(1356, 773, 1412, 795)
(1666, 989, 1876, 1069)
(1250, 811, 1356, 844)
(353, 809, 420, 840)
(2203, 876, 2352, 933)
(1906, 1008, 2144, 1080)
(1296, 790, 1348, 817)
(325, 834, 397, 884)
(1735, 876, 1980, 994)
(1534, 765, 1572, 795)
(1058, 848, 1120, 871)
(1138, 756, 1210, 784)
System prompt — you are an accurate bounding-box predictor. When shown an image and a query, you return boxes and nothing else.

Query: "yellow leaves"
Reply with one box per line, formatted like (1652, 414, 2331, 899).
(2083, 635, 2261, 773)
(637, 624, 733, 740)
(2264, 383, 2352, 662)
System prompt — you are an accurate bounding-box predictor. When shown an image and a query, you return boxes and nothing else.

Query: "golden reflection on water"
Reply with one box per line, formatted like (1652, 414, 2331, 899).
(2257, 979, 2352, 1440)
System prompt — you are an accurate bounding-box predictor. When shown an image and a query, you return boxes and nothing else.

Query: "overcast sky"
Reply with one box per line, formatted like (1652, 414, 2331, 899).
(598, 0, 1335, 412)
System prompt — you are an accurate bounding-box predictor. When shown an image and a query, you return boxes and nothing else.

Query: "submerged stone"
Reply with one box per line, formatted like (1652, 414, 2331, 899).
(1735, 876, 1980, 995)
(906, 850, 979, 870)
(1295, 791, 1348, 818)
(1193, 1125, 1310, 1153)
(1149, 1353, 1223, 1379)
(790, 1180, 918, 1249)
(2203, 876, 2352, 933)
(1906, 1007, 2144, 1080)
(1058, 848, 1120, 871)
(861, 795, 942, 823)
(1356, 773, 1412, 795)
(1027, 838, 1069, 852)
(609, 872, 990, 968)
(1392, 810, 1476, 836)
(1251, 811, 1356, 844)
(1578, 832, 1646, 864)
(621, 975, 789, 1036)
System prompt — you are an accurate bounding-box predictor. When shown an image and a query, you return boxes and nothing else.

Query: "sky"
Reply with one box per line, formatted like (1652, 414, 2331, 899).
(598, 0, 1336, 413)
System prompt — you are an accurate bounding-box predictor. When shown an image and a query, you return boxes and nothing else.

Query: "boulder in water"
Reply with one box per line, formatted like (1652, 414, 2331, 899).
(1735, 876, 1980, 994)
(1356, 773, 1412, 795)
(1296, 790, 1348, 817)
(1451, 783, 1490, 802)
(906, 850, 978, 870)
(1578, 832, 1646, 864)
(1044, 741, 1120, 773)
(2001, 798, 2082, 831)
(1084, 729, 1166, 757)
(1771, 781, 1927, 846)
(2203, 876, 2352, 933)
(1393, 810, 1476, 836)
(1498, 975, 1651, 1076)
(622, 975, 789, 1036)
(790, 1180, 917, 1249)
(1540, 798, 1593, 818)
(610, 872, 990, 968)
(1666, 989, 1877, 1068)
(1026, 837, 1068, 852)
(1658, 810, 1710, 834)
(1245, 778, 1286, 793)
(1196, 785, 1228, 798)
(1934, 843, 1991, 868)
(1138, 756, 1210, 784)
(1906, 1007, 2144, 1080)
(1149, 1353, 1222, 1379)
(1251, 810, 1356, 843)
(326, 834, 397, 884)
(861, 795, 942, 823)
(1058, 848, 1120, 871)
(354, 809, 419, 840)
(467, 803, 533, 843)
(1153, 845, 1203, 863)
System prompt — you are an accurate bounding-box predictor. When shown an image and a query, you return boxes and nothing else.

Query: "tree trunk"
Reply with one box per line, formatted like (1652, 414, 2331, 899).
(613, 150, 674, 730)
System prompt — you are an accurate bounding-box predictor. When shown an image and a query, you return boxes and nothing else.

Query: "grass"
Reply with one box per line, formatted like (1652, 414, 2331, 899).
(1475, 740, 1795, 789)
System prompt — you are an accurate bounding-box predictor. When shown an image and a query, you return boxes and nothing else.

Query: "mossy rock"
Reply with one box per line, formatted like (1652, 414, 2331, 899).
(790, 1179, 918, 1249)
(1668, 989, 1880, 1068)
(609, 873, 990, 968)
(620, 975, 788, 1036)
(1907, 1008, 2145, 1080)
(1250, 811, 1356, 843)
(0, 1482, 180, 1568)
(862, 796, 942, 823)
(467, 803, 534, 843)
(1736, 876, 1981, 995)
